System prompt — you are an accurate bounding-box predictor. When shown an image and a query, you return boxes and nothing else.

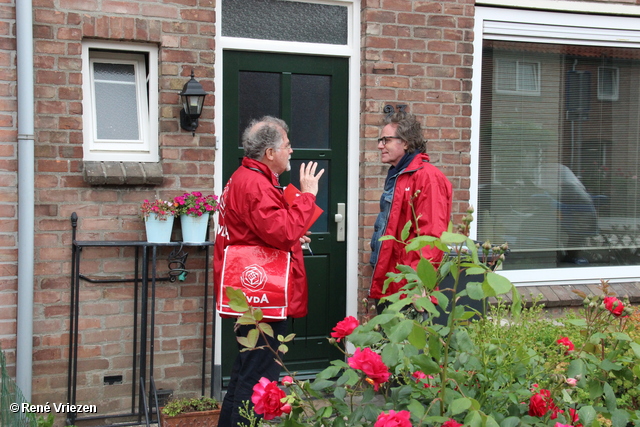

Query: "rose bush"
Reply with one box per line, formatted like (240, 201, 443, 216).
(227, 208, 640, 427)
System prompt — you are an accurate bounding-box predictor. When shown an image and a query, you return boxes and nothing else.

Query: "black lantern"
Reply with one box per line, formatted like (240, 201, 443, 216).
(179, 70, 207, 135)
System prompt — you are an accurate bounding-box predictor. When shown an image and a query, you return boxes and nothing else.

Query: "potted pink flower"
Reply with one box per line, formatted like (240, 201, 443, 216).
(173, 191, 218, 243)
(140, 198, 176, 243)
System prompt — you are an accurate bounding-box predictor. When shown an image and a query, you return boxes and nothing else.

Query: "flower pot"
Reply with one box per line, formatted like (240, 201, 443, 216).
(159, 408, 220, 427)
(180, 212, 210, 243)
(145, 214, 175, 243)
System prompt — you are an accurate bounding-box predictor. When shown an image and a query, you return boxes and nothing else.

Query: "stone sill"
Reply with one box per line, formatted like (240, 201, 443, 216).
(491, 282, 640, 308)
(83, 161, 163, 186)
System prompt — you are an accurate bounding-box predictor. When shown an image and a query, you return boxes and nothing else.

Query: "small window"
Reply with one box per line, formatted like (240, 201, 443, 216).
(82, 41, 158, 162)
(597, 66, 619, 101)
(495, 58, 541, 96)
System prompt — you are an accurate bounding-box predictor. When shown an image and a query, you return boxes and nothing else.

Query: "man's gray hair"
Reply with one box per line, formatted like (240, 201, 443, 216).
(384, 111, 426, 153)
(242, 116, 290, 160)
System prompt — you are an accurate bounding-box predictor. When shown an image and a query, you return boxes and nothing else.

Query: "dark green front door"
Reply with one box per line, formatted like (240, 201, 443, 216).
(221, 51, 349, 381)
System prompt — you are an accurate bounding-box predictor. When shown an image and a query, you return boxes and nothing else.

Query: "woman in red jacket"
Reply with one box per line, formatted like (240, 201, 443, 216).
(214, 116, 323, 427)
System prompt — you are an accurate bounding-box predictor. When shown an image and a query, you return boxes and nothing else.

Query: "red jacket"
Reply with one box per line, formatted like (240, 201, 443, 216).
(214, 157, 317, 319)
(369, 154, 453, 299)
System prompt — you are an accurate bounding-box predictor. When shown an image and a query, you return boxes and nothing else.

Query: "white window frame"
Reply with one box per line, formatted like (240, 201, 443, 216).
(495, 58, 541, 96)
(82, 41, 159, 162)
(597, 66, 619, 101)
(472, 7, 640, 286)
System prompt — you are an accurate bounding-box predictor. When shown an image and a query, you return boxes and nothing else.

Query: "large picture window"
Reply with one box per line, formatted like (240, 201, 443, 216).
(473, 8, 640, 284)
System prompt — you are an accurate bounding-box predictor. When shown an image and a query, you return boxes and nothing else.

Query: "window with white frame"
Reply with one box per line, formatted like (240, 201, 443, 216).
(597, 66, 619, 101)
(473, 8, 640, 285)
(495, 58, 541, 96)
(82, 41, 158, 162)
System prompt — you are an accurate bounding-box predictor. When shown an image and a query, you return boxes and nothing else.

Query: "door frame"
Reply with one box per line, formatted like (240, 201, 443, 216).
(213, 0, 361, 398)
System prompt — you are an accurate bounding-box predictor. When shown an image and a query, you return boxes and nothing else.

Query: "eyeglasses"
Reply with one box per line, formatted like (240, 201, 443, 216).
(377, 136, 403, 146)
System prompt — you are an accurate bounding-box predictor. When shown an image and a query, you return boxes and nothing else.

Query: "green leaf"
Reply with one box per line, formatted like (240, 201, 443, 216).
(611, 332, 631, 341)
(348, 331, 384, 347)
(237, 328, 259, 349)
(282, 333, 296, 343)
(382, 343, 400, 367)
(401, 220, 411, 241)
(466, 282, 485, 300)
(578, 406, 596, 427)
(464, 410, 483, 427)
(565, 318, 587, 327)
(465, 267, 486, 275)
(611, 409, 630, 427)
(451, 397, 472, 415)
(388, 319, 414, 343)
(258, 322, 274, 338)
(278, 344, 288, 354)
(378, 235, 397, 241)
(500, 417, 521, 427)
(441, 231, 468, 245)
(630, 342, 640, 358)
(600, 359, 623, 371)
(603, 382, 617, 412)
(407, 399, 425, 420)
(316, 365, 343, 380)
(417, 257, 438, 290)
(405, 235, 437, 253)
(408, 323, 427, 349)
(486, 272, 512, 295)
(226, 287, 249, 312)
(310, 379, 335, 391)
(428, 332, 442, 360)
(411, 353, 441, 375)
(235, 313, 257, 325)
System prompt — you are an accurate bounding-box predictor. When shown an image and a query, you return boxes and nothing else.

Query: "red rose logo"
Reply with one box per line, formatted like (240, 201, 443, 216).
(240, 264, 268, 291)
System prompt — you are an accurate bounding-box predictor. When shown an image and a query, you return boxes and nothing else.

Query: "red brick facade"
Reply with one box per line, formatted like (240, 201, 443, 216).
(0, 0, 638, 422)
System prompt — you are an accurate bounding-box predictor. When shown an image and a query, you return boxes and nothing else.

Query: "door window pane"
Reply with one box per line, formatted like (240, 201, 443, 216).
(238, 71, 281, 146)
(291, 74, 331, 149)
(479, 41, 640, 269)
(222, 0, 348, 45)
(288, 159, 329, 233)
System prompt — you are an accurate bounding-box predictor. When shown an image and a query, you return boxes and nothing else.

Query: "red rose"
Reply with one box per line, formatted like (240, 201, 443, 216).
(556, 336, 575, 354)
(412, 370, 434, 388)
(442, 420, 463, 427)
(251, 377, 287, 420)
(374, 410, 412, 427)
(330, 316, 359, 342)
(604, 296, 624, 317)
(348, 348, 390, 391)
(529, 389, 562, 419)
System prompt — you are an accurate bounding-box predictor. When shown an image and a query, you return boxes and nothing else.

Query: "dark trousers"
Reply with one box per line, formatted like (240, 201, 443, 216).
(218, 320, 288, 427)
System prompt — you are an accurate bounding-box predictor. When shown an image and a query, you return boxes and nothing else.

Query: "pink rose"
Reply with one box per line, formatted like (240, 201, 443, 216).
(251, 377, 287, 420)
(330, 316, 359, 342)
(374, 410, 412, 427)
(348, 348, 390, 391)
(604, 296, 624, 317)
(566, 378, 578, 387)
(282, 376, 294, 386)
(442, 420, 463, 427)
(557, 336, 575, 354)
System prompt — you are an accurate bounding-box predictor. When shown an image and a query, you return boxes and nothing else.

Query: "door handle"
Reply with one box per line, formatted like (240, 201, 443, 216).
(335, 203, 345, 242)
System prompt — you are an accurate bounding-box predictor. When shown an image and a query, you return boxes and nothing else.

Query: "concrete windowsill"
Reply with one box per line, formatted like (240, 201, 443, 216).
(83, 161, 164, 186)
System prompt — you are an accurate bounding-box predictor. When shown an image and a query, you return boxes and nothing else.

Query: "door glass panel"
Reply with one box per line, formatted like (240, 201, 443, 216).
(238, 71, 281, 146)
(288, 159, 329, 233)
(222, 0, 348, 45)
(291, 75, 331, 149)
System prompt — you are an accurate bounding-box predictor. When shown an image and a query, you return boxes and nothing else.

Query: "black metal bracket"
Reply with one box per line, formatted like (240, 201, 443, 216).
(384, 103, 408, 119)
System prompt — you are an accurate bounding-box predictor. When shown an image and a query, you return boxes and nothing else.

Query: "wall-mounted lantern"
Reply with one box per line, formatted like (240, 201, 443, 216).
(179, 70, 207, 135)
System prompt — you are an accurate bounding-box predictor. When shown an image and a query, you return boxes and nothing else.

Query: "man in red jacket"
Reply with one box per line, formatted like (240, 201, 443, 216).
(369, 111, 453, 310)
(215, 116, 324, 427)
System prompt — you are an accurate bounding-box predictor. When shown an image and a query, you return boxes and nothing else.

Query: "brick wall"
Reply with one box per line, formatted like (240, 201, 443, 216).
(358, 0, 475, 316)
(1, 0, 217, 419)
